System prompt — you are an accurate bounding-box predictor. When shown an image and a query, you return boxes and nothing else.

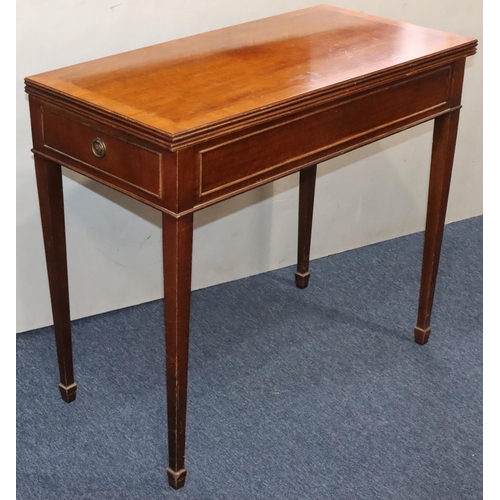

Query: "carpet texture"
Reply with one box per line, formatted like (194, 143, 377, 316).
(17, 216, 482, 499)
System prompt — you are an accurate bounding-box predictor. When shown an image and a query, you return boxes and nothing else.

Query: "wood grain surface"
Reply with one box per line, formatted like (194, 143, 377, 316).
(25, 5, 476, 145)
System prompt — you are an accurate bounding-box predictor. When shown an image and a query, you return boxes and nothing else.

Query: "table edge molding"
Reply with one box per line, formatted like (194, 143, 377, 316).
(24, 42, 476, 152)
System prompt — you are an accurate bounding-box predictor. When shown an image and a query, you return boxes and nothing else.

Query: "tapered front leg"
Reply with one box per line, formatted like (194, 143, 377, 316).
(34, 156, 76, 402)
(415, 110, 460, 345)
(162, 213, 194, 489)
(295, 164, 317, 289)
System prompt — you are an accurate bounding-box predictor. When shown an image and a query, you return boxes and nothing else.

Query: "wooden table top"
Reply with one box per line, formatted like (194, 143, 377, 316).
(25, 5, 476, 143)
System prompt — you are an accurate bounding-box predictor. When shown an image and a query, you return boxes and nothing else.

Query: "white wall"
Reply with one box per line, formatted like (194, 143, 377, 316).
(16, 0, 483, 333)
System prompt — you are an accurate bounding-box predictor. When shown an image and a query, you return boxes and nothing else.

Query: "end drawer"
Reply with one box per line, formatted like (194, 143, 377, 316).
(41, 108, 162, 198)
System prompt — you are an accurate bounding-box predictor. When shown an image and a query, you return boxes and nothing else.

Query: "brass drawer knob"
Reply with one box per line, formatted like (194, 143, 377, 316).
(91, 138, 106, 158)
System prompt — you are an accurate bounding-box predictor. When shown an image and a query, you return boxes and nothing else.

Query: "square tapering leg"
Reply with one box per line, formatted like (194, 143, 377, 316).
(162, 213, 194, 489)
(34, 156, 77, 401)
(415, 110, 461, 345)
(295, 164, 317, 289)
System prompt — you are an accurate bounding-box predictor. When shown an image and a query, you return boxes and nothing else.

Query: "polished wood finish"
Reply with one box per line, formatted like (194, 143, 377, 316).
(24, 5, 477, 217)
(25, 5, 477, 489)
(42, 107, 163, 198)
(296, 165, 317, 289)
(415, 58, 466, 345)
(196, 66, 453, 205)
(162, 213, 193, 489)
(34, 157, 76, 403)
(25, 6, 475, 140)
(415, 109, 461, 345)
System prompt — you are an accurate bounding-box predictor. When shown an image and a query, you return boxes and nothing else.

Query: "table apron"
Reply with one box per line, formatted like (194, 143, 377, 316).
(194, 65, 453, 206)
(29, 64, 460, 218)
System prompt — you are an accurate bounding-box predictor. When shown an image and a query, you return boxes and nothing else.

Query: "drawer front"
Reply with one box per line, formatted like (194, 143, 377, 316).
(42, 108, 162, 197)
(198, 66, 451, 199)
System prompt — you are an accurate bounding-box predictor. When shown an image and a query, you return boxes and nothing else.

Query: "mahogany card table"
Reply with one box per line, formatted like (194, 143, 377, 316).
(25, 5, 477, 489)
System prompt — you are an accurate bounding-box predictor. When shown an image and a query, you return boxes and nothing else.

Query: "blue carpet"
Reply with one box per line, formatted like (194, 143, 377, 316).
(17, 216, 482, 499)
